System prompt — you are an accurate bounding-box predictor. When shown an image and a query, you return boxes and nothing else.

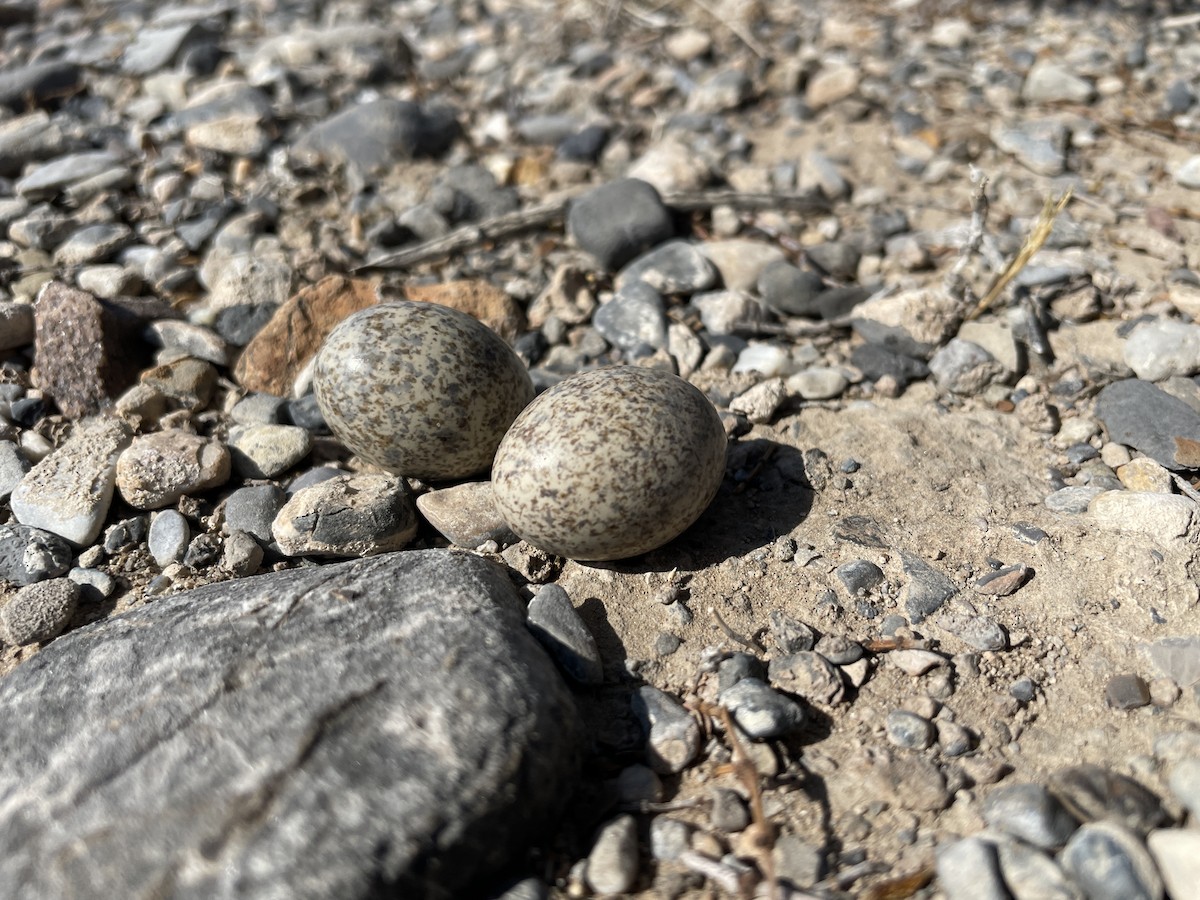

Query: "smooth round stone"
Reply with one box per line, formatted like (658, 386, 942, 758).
(492, 366, 726, 561)
(315, 302, 534, 481)
(886, 709, 935, 750)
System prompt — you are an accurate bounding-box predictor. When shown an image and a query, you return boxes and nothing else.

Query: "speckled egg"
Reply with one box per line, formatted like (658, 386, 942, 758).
(491, 366, 727, 560)
(314, 301, 534, 480)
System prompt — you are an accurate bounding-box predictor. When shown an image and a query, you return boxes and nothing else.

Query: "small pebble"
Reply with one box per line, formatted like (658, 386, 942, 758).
(148, 509, 191, 567)
(885, 710, 935, 750)
(1061, 822, 1163, 900)
(1, 577, 79, 645)
(1105, 673, 1151, 710)
(526, 584, 603, 685)
(719, 677, 806, 740)
(585, 815, 638, 895)
(632, 685, 701, 774)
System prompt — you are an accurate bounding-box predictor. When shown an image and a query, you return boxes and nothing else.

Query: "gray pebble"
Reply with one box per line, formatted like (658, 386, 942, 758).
(653, 632, 682, 657)
(717, 651, 766, 691)
(494, 877, 549, 900)
(292, 99, 458, 175)
(806, 241, 860, 281)
(526, 584, 604, 685)
(769, 610, 816, 653)
(415, 481, 518, 549)
(221, 530, 264, 578)
(982, 782, 1080, 849)
(1167, 758, 1200, 819)
(67, 566, 116, 602)
(935, 837, 1009, 900)
(1123, 319, 1200, 382)
(0, 441, 30, 501)
(632, 685, 701, 774)
(710, 788, 749, 833)
(0, 523, 72, 585)
(649, 817, 691, 862)
(813, 633, 863, 665)
(885, 710, 935, 750)
(614, 763, 662, 804)
(1, 577, 79, 645)
(992, 119, 1069, 176)
(617, 239, 716, 295)
(1044, 485, 1105, 513)
(592, 281, 667, 355)
(223, 485, 286, 544)
(1105, 674, 1150, 710)
(929, 338, 1005, 395)
(936, 720, 974, 757)
(836, 558, 883, 595)
(1060, 822, 1163, 900)
(719, 677, 805, 740)
(227, 424, 312, 479)
(272, 474, 417, 558)
(230, 392, 286, 426)
(757, 261, 825, 317)
(900, 551, 958, 623)
(53, 223, 132, 267)
(936, 610, 1008, 652)
(1048, 764, 1169, 835)
(567, 178, 674, 271)
(585, 814, 638, 895)
(287, 466, 345, 496)
(773, 833, 824, 888)
(994, 837, 1081, 900)
(148, 509, 190, 568)
(768, 650, 845, 705)
(1094, 378, 1200, 471)
(183, 533, 223, 569)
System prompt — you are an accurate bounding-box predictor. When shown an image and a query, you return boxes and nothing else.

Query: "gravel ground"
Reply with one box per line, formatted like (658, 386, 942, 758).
(1, 0, 1200, 897)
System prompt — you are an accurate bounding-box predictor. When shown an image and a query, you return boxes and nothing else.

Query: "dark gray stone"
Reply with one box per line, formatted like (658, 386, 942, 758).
(1047, 764, 1169, 836)
(0, 550, 581, 899)
(900, 551, 958, 623)
(223, 484, 286, 544)
(982, 782, 1080, 850)
(768, 610, 816, 653)
(757, 261, 825, 317)
(0, 523, 72, 585)
(292, 99, 460, 175)
(719, 677, 806, 740)
(1061, 822, 1163, 900)
(836, 559, 884, 595)
(1105, 673, 1151, 710)
(566, 178, 675, 271)
(557, 124, 609, 163)
(710, 787, 750, 832)
(592, 281, 667, 354)
(526, 583, 603, 685)
(814, 633, 864, 665)
(929, 339, 1004, 395)
(850, 341, 930, 385)
(806, 241, 860, 281)
(631, 685, 701, 774)
(812, 285, 870, 320)
(0, 60, 81, 110)
(1, 577, 79, 645)
(717, 651, 766, 691)
(618, 240, 716, 295)
(1094, 378, 1200, 471)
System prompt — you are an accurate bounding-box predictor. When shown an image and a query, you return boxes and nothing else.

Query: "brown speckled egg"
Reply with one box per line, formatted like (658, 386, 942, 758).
(315, 301, 534, 480)
(491, 366, 727, 560)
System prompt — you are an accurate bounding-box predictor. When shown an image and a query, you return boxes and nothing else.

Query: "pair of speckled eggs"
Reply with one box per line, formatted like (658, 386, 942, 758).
(314, 301, 727, 561)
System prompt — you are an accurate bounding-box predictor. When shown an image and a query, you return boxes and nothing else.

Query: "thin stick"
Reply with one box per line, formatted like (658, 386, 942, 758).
(944, 167, 989, 309)
(710, 606, 766, 654)
(968, 186, 1073, 320)
(353, 189, 831, 272)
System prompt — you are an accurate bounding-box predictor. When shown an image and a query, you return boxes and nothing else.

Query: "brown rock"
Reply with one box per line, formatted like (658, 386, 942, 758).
(234, 275, 379, 396)
(33, 282, 159, 419)
(402, 280, 525, 343)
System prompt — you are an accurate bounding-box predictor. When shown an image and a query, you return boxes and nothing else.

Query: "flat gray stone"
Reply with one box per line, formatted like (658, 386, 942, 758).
(0, 550, 581, 899)
(273, 474, 417, 558)
(526, 583, 603, 685)
(1094, 378, 1200, 471)
(415, 481, 517, 549)
(292, 99, 459, 175)
(567, 178, 675, 271)
(1061, 822, 1163, 900)
(935, 837, 1009, 900)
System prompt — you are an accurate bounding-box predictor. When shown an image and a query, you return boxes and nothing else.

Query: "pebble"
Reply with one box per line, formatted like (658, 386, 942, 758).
(415, 482, 517, 549)
(0, 303, 33, 352)
(1, 577, 79, 645)
(585, 815, 638, 895)
(757, 261, 825, 318)
(935, 609, 1008, 652)
(0, 524, 70, 588)
(693, 289, 768, 334)
(147, 509, 190, 567)
(492, 367, 726, 561)
(11, 416, 131, 546)
(220, 530, 264, 577)
(1094, 378, 1200, 470)
(899, 551, 958, 623)
(649, 817, 691, 862)
(787, 367, 849, 400)
(183, 533, 223, 570)
(935, 837, 1009, 900)
(732, 343, 790, 377)
(223, 485, 286, 545)
(814, 634, 863, 666)
(1048, 764, 1169, 835)
(936, 720, 974, 757)
(52, 223, 132, 267)
(1045, 486, 1105, 514)
(1060, 822, 1163, 900)
(835, 559, 884, 595)
(710, 788, 750, 833)
(1103, 674, 1151, 710)
(632, 685, 701, 774)
(115, 431, 230, 510)
(616, 240, 716, 295)
(67, 566, 116, 601)
(929, 339, 1005, 395)
(1147, 829, 1200, 900)
(1022, 60, 1096, 104)
(526, 584, 603, 685)
(1123, 319, 1200, 382)
(805, 241, 860, 282)
(272, 473, 418, 558)
(614, 763, 662, 804)
(718, 677, 806, 740)
(15, 151, 124, 200)
(292, 99, 458, 174)
(1168, 758, 1200, 818)
(890, 649, 949, 676)
(700, 240, 785, 293)
(729, 378, 787, 424)
(974, 564, 1030, 597)
(0, 440, 30, 500)
(992, 119, 1069, 176)
(981, 782, 1080, 850)
(993, 837, 1080, 900)
(1116, 458, 1173, 493)
(805, 63, 860, 110)
(567, 178, 674, 271)
(226, 424, 312, 480)
(1089, 491, 1194, 542)
(1176, 155, 1200, 190)
(140, 358, 217, 410)
(315, 302, 532, 481)
(592, 282, 667, 355)
(768, 650, 845, 705)
(885, 710, 935, 750)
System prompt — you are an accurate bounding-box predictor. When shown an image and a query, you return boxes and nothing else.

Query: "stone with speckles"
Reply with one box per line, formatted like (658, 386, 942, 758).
(315, 301, 534, 481)
(491, 366, 726, 561)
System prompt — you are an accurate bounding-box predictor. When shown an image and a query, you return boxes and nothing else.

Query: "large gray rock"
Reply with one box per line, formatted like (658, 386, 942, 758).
(0, 550, 581, 899)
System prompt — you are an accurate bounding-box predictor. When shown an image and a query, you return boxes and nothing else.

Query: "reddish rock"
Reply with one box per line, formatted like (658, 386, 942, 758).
(402, 280, 526, 343)
(234, 275, 379, 396)
(33, 282, 162, 419)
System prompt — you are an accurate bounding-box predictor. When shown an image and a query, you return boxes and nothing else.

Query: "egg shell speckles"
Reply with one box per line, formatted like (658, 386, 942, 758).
(314, 301, 535, 480)
(491, 366, 727, 561)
